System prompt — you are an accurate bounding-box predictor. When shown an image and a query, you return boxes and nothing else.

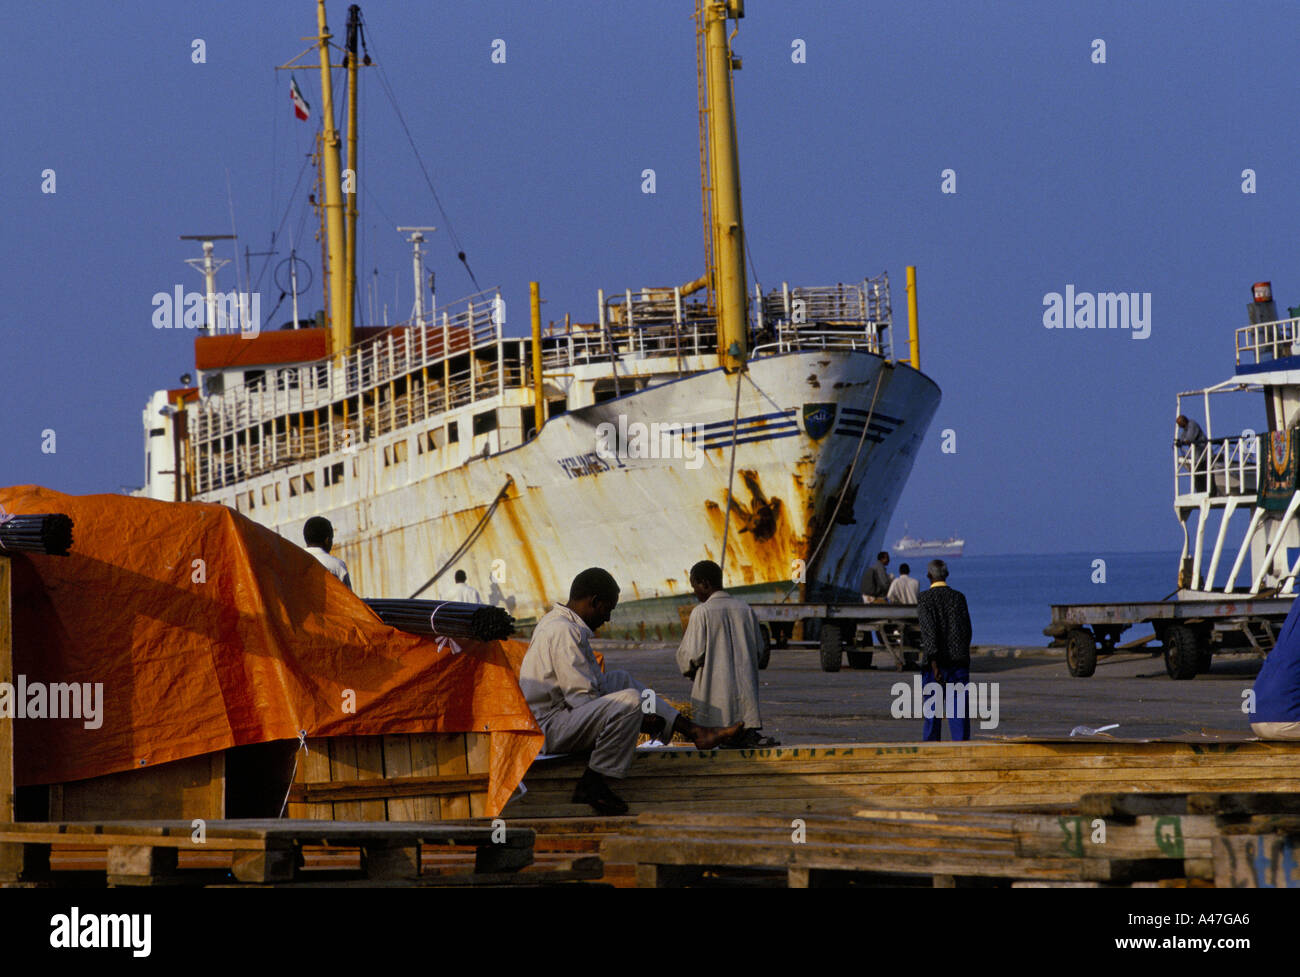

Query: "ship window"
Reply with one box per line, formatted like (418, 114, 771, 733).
(302, 471, 315, 493)
(289, 476, 300, 497)
(149, 427, 165, 438)
(428, 428, 444, 451)
(384, 441, 408, 467)
(472, 410, 498, 436)
(245, 369, 266, 391)
(314, 363, 328, 389)
(277, 368, 300, 391)
(262, 484, 278, 505)
(548, 398, 566, 418)
(324, 462, 346, 486)
(244, 491, 255, 511)
(447, 421, 459, 443)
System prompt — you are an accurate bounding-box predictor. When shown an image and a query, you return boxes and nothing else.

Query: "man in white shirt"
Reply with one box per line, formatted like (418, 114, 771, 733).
(449, 569, 482, 603)
(303, 516, 352, 591)
(676, 560, 764, 738)
(887, 563, 920, 604)
(519, 567, 744, 814)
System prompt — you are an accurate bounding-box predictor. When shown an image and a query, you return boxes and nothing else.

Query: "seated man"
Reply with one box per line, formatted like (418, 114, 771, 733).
(676, 560, 771, 746)
(519, 567, 743, 814)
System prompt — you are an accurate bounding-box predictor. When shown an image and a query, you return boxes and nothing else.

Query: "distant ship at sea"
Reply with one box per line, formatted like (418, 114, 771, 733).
(893, 530, 964, 559)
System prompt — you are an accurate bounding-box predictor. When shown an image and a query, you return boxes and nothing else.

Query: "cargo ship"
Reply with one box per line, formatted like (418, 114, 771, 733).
(136, 1, 942, 638)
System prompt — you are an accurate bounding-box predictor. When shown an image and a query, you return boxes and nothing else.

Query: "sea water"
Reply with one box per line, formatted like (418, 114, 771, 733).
(927, 550, 1205, 646)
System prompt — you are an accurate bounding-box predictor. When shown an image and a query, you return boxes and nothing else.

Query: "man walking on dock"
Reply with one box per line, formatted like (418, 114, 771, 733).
(676, 560, 768, 745)
(519, 567, 743, 815)
(916, 559, 972, 741)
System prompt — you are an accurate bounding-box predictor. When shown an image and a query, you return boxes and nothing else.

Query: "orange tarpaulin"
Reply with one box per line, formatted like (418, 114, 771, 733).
(0, 486, 542, 816)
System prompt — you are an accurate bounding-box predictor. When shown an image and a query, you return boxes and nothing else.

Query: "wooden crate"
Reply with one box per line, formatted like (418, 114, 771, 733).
(285, 733, 491, 821)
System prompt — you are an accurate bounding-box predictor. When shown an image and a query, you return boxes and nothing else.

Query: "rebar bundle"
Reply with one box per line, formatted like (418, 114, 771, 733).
(365, 599, 515, 642)
(0, 513, 74, 556)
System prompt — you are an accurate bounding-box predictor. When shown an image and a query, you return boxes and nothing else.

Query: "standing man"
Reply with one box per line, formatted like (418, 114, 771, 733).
(886, 562, 919, 604)
(915, 559, 973, 741)
(858, 550, 892, 650)
(676, 560, 768, 745)
(449, 569, 482, 604)
(519, 567, 743, 815)
(303, 516, 352, 591)
(1177, 414, 1209, 492)
(860, 551, 891, 603)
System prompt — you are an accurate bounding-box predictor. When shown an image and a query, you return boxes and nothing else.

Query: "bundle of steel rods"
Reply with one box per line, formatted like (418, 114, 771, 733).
(0, 513, 74, 556)
(364, 599, 515, 641)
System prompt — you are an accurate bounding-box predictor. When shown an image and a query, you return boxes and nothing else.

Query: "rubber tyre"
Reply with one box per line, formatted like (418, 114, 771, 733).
(1065, 628, 1097, 678)
(819, 623, 843, 672)
(847, 650, 874, 670)
(758, 625, 772, 671)
(1164, 625, 1201, 680)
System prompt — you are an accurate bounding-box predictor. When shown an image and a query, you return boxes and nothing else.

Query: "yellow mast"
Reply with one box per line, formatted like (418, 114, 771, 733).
(345, 4, 361, 333)
(700, 0, 747, 373)
(315, 0, 351, 356)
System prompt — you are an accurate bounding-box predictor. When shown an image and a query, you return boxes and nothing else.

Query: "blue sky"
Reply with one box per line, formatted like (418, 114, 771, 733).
(3, 0, 1297, 554)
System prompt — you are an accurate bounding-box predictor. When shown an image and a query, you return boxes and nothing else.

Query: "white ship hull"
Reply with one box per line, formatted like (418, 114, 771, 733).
(194, 348, 938, 637)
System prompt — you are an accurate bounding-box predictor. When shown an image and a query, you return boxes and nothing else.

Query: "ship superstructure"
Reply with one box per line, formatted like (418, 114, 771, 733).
(1173, 282, 1300, 602)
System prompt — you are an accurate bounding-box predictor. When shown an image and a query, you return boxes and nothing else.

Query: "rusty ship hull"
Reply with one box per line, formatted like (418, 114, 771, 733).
(224, 346, 938, 638)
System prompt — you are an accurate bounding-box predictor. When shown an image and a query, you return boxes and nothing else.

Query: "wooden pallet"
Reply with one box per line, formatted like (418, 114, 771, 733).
(0, 819, 539, 887)
(504, 742, 1300, 818)
(601, 792, 1300, 888)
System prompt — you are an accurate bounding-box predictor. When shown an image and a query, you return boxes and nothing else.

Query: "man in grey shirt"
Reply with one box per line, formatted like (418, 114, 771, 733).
(519, 567, 743, 815)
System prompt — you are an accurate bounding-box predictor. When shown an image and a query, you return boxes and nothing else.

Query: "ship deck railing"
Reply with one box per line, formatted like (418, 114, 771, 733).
(189, 279, 893, 493)
(1236, 316, 1300, 368)
(1173, 434, 1259, 504)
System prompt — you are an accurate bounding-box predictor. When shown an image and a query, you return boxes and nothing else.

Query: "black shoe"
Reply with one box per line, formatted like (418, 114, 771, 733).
(572, 769, 629, 816)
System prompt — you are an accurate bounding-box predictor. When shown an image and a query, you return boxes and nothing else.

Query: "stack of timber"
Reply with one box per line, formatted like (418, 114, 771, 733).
(501, 741, 1300, 818)
(600, 791, 1300, 888)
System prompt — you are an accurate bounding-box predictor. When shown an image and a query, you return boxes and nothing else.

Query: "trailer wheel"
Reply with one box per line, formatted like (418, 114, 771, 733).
(1196, 645, 1213, 675)
(1065, 628, 1097, 678)
(847, 650, 874, 669)
(758, 625, 772, 671)
(1164, 625, 1201, 680)
(819, 623, 843, 672)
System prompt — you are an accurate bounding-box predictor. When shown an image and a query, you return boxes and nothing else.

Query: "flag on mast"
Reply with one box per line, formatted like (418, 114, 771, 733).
(290, 76, 311, 121)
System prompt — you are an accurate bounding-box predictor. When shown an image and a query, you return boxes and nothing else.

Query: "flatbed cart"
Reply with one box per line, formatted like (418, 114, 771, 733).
(1045, 596, 1293, 679)
(750, 603, 922, 672)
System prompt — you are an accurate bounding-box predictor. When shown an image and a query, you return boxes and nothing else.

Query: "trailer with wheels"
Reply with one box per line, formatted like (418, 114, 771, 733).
(1045, 597, 1292, 679)
(750, 603, 921, 672)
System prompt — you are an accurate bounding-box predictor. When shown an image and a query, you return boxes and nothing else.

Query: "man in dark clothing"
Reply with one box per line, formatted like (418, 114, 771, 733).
(915, 559, 973, 741)
(860, 551, 891, 602)
(858, 551, 891, 649)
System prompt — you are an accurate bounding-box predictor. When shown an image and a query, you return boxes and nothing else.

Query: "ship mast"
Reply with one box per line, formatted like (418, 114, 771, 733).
(344, 4, 364, 335)
(698, 0, 748, 373)
(315, 0, 351, 356)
